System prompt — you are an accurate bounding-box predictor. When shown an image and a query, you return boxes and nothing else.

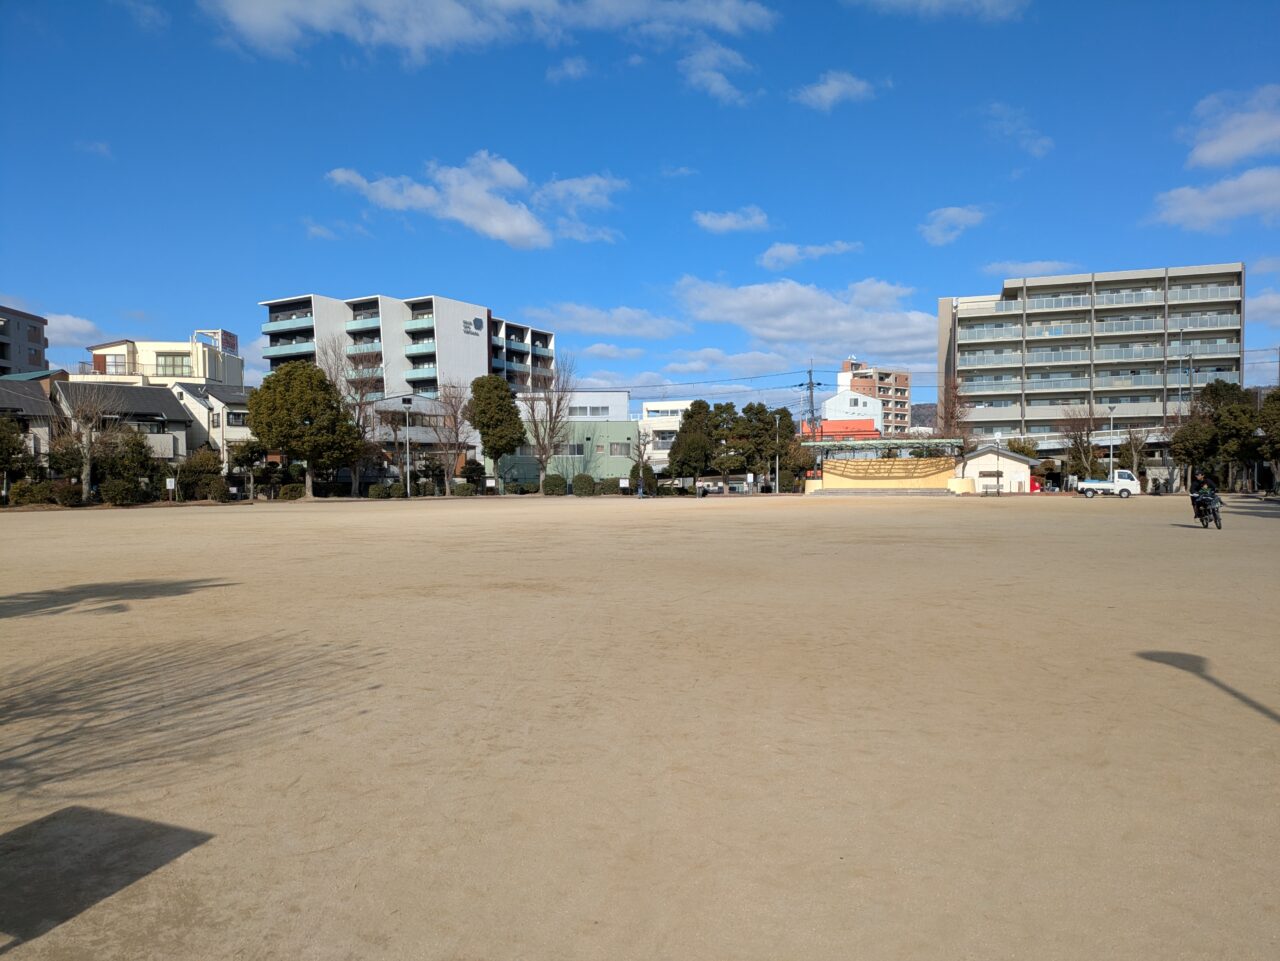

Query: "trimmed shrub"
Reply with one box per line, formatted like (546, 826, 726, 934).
(628, 463, 657, 496)
(279, 483, 306, 500)
(778, 469, 796, 494)
(460, 459, 486, 487)
(572, 473, 597, 496)
(200, 477, 230, 502)
(10, 480, 55, 505)
(542, 473, 567, 496)
(101, 478, 142, 506)
(52, 482, 83, 507)
(367, 484, 390, 499)
(597, 477, 621, 496)
(453, 482, 477, 497)
(388, 483, 406, 498)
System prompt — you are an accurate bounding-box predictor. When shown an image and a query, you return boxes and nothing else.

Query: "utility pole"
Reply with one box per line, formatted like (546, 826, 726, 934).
(806, 363, 820, 441)
(774, 412, 780, 494)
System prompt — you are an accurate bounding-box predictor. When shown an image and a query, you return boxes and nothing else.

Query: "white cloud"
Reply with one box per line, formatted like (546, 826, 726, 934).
(661, 164, 697, 177)
(677, 42, 752, 105)
(241, 335, 270, 386)
(983, 102, 1052, 158)
(663, 347, 790, 375)
(677, 276, 938, 361)
(1247, 290, 1280, 329)
(983, 259, 1078, 276)
(524, 303, 690, 340)
(792, 70, 874, 111)
(578, 368, 672, 390)
(1252, 256, 1280, 275)
(582, 342, 646, 359)
(547, 55, 589, 83)
(303, 218, 337, 240)
(1187, 85, 1280, 168)
(74, 140, 113, 159)
(205, 0, 775, 61)
(1153, 166, 1280, 231)
(46, 313, 107, 349)
(918, 205, 985, 245)
(693, 204, 770, 233)
(843, 0, 1029, 19)
(329, 151, 623, 248)
(758, 240, 862, 270)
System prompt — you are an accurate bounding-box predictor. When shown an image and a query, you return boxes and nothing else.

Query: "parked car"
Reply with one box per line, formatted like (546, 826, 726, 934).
(1077, 470, 1141, 499)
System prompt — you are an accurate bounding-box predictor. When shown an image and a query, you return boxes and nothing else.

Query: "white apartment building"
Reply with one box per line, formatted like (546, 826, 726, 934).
(260, 292, 555, 400)
(74, 330, 244, 388)
(938, 263, 1245, 449)
(638, 400, 696, 473)
(838, 359, 911, 433)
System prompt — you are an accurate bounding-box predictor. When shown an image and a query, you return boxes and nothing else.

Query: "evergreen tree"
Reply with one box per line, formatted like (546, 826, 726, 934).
(465, 375, 526, 492)
(1, 416, 35, 499)
(247, 361, 363, 497)
(668, 399, 714, 482)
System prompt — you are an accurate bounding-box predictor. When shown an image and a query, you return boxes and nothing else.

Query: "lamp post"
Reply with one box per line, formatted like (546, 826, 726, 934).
(774, 413, 780, 494)
(1107, 404, 1117, 478)
(401, 396, 413, 498)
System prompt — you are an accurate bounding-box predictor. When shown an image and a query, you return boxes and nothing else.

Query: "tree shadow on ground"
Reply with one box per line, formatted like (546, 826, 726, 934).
(0, 633, 384, 799)
(0, 579, 236, 619)
(1137, 651, 1280, 726)
(0, 806, 211, 955)
(1222, 499, 1280, 521)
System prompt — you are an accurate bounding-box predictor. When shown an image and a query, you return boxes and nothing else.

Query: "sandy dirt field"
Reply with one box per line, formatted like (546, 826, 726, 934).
(2, 493, 1278, 960)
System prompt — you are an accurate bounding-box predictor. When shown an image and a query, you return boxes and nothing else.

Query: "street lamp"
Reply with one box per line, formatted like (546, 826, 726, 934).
(401, 396, 413, 498)
(1107, 404, 1117, 478)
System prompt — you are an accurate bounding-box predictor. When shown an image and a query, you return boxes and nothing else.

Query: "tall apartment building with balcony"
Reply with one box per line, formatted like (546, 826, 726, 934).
(260, 293, 555, 400)
(839, 359, 911, 433)
(938, 264, 1244, 446)
(0, 304, 49, 376)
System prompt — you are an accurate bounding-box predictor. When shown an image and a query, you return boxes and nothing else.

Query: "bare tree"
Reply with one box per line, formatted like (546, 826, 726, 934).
(1061, 403, 1102, 481)
(628, 424, 654, 496)
(317, 334, 383, 495)
(429, 380, 473, 496)
(936, 377, 975, 475)
(1119, 426, 1150, 475)
(519, 356, 576, 493)
(56, 382, 124, 502)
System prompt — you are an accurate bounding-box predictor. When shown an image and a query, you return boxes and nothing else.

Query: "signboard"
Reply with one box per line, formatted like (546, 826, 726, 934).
(485, 477, 496, 488)
(228, 486, 238, 495)
(746, 473, 755, 483)
(165, 477, 176, 490)
(978, 470, 1004, 478)
(217, 329, 239, 355)
(619, 478, 630, 489)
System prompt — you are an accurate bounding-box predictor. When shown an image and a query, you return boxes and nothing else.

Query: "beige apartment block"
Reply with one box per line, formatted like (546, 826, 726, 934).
(938, 263, 1244, 451)
(839, 359, 910, 434)
(73, 330, 244, 388)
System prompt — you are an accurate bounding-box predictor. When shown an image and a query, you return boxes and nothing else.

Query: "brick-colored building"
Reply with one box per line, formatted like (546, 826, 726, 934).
(840, 359, 910, 434)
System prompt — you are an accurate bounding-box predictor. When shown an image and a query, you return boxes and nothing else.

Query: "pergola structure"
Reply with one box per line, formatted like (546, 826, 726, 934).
(802, 437, 967, 460)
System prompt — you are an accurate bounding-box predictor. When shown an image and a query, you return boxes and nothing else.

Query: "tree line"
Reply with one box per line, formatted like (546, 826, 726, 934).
(667, 400, 814, 491)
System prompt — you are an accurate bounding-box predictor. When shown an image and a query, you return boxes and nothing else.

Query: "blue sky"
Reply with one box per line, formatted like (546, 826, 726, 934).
(2, 0, 1279, 412)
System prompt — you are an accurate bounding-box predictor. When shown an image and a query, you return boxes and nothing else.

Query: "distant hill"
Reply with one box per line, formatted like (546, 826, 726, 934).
(911, 403, 936, 428)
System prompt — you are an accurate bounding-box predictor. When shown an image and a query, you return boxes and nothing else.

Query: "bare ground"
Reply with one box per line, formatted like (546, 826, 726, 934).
(1, 494, 1277, 960)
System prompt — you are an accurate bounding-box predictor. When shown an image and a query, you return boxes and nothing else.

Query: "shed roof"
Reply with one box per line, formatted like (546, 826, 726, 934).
(0, 380, 56, 418)
(55, 382, 192, 422)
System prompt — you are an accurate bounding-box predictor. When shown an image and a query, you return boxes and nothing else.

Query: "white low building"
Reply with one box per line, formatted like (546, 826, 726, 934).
(821, 390, 884, 432)
(958, 444, 1040, 494)
(172, 383, 254, 472)
(638, 400, 695, 473)
(73, 330, 244, 388)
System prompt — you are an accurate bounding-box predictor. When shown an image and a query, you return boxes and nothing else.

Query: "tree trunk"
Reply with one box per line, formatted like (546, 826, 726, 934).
(80, 435, 92, 502)
(304, 467, 314, 498)
(538, 463, 547, 493)
(350, 463, 360, 497)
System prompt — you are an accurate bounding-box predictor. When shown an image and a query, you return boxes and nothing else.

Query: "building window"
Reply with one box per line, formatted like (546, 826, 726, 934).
(554, 443, 585, 456)
(104, 354, 127, 374)
(132, 422, 163, 434)
(227, 412, 248, 427)
(595, 444, 604, 453)
(211, 413, 221, 428)
(156, 353, 192, 377)
(28, 347, 39, 363)
(609, 442, 630, 457)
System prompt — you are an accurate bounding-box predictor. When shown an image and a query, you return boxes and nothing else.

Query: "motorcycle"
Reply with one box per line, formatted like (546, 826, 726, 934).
(1191, 490, 1222, 529)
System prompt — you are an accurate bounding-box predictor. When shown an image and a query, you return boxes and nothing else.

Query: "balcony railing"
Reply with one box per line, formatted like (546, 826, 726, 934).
(1093, 373, 1166, 389)
(76, 361, 194, 377)
(958, 325, 1022, 342)
(404, 342, 436, 358)
(263, 341, 315, 359)
(959, 352, 1021, 367)
(345, 342, 382, 356)
(1170, 312, 1240, 331)
(405, 317, 435, 333)
(1094, 290, 1163, 307)
(1094, 345, 1166, 362)
(345, 366, 383, 381)
(506, 360, 531, 372)
(1168, 285, 1240, 302)
(1025, 322, 1091, 338)
(531, 345, 553, 357)
(1168, 342, 1240, 358)
(959, 381, 1023, 394)
(1024, 377, 1092, 391)
(405, 366, 438, 381)
(505, 339, 531, 353)
(1025, 349, 1090, 364)
(267, 311, 313, 323)
(1094, 316, 1163, 336)
(1024, 294, 1091, 311)
(992, 300, 1024, 313)
(346, 316, 381, 333)
(263, 316, 315, 334)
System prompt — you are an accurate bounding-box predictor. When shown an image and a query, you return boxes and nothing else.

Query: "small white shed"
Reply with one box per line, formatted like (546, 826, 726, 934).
(959, 444, 1040, 494)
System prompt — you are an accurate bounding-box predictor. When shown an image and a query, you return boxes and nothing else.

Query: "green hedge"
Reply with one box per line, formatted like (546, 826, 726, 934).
(101, 478, 142, 506)
(198, 476, 230, 502)
(778, 469, 796, 493)
(572, 473, 597, 496)
(542, 473, 567, 496)
(597, 477, 621, 495)
(9, 480, 55, 505)
(279, 483, 306, 500)
(52, 483, 83, 507)
(453, 482, 477, 497)
(367, 484, 390, 499)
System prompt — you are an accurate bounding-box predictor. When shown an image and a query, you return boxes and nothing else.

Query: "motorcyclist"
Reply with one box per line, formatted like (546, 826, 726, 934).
(1190, 470, 1217, 517)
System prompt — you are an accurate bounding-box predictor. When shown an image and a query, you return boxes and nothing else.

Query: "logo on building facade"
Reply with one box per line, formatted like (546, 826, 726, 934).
(463, 316, 482, 337)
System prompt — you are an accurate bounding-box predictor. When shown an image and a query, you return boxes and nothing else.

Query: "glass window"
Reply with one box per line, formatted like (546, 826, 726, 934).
(610, 442, 630, 457)
(227, 412, 248, 427)
(156, 353, 192, 377)
(211, 413, 221, 428)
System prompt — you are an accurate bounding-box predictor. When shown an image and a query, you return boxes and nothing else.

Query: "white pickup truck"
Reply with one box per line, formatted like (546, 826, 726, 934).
(1077, 470, 1142, 498)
